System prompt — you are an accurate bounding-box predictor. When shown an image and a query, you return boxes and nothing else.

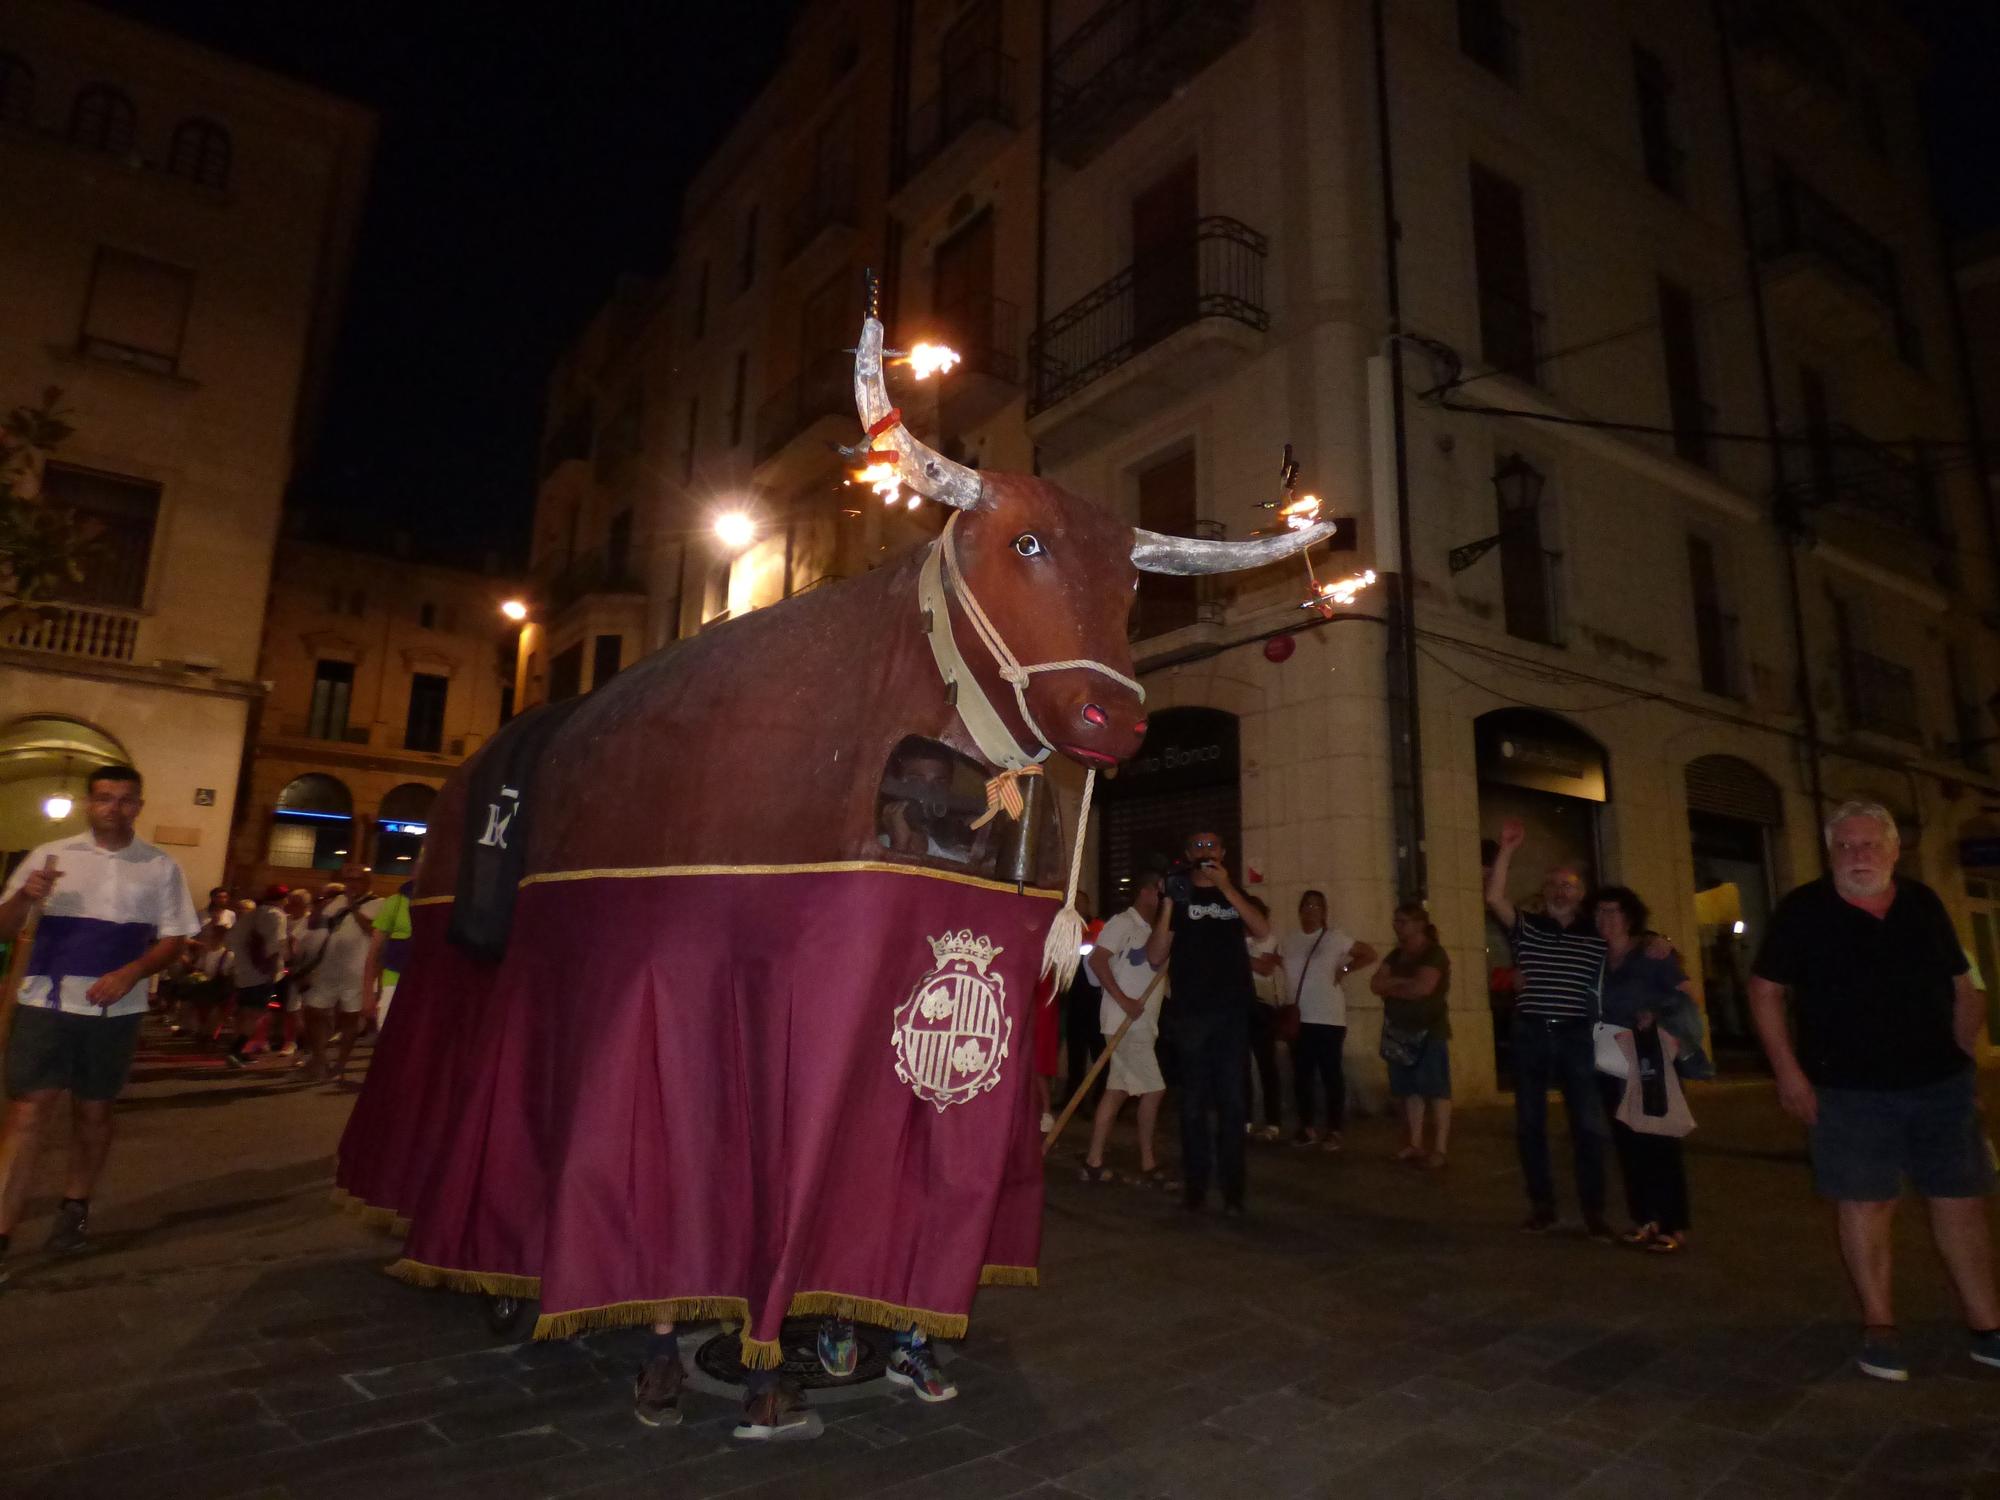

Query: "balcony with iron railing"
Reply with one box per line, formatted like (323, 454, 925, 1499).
(1842, 648, 1921, 742)
(1046, 0, 1254, 168)
(539, 544, 646, 615)
(754, 350, 853, 470)
(1782, 421, 1943, 544)
(1755, 176, 1916, 357)
(1028, 217, 1268, 428)
(898, 50, 1017, 201)
(784, 171, 858, 267)
(1, 602, 142, 664)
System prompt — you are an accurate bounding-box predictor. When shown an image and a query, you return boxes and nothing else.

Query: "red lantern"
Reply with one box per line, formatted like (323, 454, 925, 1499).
(1263, 633, 1296, 664)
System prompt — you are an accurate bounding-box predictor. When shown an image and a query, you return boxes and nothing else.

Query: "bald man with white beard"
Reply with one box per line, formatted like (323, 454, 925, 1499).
(1750, 800, 2000, 1383)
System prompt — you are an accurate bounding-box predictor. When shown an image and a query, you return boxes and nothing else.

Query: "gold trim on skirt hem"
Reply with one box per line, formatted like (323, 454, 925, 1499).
(330, 1186, 410, 1237)
(376, 1257, 1037, 1348)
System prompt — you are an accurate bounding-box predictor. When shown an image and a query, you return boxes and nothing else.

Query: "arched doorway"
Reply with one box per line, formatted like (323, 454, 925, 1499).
(1684, 754, 1783, 1065)
(0, 715, 129, 876)
(1095, 708, 1241, 907)
(375, 782, 437, 875)
(1475, 708, 1610, 1089)
(269, 773, 354, 872)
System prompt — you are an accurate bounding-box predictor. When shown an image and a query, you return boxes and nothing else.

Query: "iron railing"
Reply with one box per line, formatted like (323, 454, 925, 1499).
(902, 50, 1016, 183)
(1783, 420, 1942, 542)
(1, 603, 140, 663)
(1045, 0, 1253, 166)
(753, 350, 852, 464)
(1028, 217, 1268, 414)
(1755, 173, 1916, 361)
(540, 545, 646, 613)
(784, 169, 857, 263)
(1843, 648, 1921, 741)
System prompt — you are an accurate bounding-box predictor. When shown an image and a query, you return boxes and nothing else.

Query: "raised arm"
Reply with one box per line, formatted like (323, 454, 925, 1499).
(1144, 896, 1174, 971)
(1485, 819, 1523, 930)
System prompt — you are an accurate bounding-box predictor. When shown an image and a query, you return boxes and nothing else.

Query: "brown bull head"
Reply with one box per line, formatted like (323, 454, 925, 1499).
(853, 313, 1337, 770)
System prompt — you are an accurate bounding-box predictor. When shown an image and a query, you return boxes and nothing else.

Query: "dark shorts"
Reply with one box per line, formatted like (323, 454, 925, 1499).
(5, 1005, 145, 1102)
(1387, 1037, 1452, 1100)
(1810, 1069, 1996, 1202)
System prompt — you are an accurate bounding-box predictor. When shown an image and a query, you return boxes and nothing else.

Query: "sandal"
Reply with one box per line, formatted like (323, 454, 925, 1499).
(1423, 1151, 1448, 1170)
(1394, 1145, 1425, 1163)
(1645, 1235, 1686, 1255)
(1136, 1167, 1180, 1191)
(1078, 1163, 1118, 1184)
(1620, 1224, 1659, 1247)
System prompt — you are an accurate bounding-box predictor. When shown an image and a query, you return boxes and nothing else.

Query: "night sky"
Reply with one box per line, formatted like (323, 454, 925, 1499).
(97, 1, 1999, 565)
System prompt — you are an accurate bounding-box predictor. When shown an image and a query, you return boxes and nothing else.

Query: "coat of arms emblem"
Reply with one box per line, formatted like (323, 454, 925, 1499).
(893, 929, 1012, 1111)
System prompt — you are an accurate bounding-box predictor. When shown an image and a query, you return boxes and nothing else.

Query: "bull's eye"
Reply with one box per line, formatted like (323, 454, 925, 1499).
(1012, 533, 1044, 558)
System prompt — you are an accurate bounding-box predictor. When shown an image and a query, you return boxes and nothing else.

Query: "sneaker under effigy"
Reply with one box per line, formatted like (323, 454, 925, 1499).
(886, 1342, 958, 1403)
(632, 1355, 684, 1427)
(817, 1318, 857, 1379)
(733, 1385, 822, 1442)
(46, 1201, 90, 1255)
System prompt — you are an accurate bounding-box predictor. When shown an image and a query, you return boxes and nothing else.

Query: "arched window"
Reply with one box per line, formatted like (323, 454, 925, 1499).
(0, 714, 130, 856)
(375, 782, 438, 874)
(269, 773, 355, 871)
(167, 115, 230, 188)
(0, 52, 34, 127)
(69, 83, 135, 156)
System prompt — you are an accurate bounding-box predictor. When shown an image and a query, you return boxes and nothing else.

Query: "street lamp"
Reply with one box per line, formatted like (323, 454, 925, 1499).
(500, 599, 528, 622)
(1447, 453, 1545, 573)
(714, 511, 757, 551)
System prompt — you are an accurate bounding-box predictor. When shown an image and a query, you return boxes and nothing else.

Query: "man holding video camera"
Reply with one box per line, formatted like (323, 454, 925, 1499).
(1145, 830, 1271, 1214)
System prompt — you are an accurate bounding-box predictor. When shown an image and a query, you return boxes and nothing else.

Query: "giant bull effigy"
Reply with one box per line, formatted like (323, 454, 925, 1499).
(334, 289, 1332, 1364)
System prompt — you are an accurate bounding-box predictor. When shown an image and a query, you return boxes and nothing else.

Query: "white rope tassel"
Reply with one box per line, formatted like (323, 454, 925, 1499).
(1041, 767, 1096, 989)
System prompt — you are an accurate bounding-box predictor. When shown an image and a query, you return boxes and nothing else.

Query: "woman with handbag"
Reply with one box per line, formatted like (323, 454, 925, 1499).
(1592, 886, 1700, 1253)
(1372, 902, 1453, 1167)
(1279, 891, 1377, 1151)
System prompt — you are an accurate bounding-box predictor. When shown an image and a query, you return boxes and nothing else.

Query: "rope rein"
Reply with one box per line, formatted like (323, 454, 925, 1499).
(927, 513, 1132, 986)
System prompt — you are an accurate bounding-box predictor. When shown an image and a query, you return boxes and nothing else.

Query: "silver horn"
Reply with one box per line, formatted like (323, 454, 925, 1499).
(852, 315, 984, 510)
(1131, 519, 1339, 575)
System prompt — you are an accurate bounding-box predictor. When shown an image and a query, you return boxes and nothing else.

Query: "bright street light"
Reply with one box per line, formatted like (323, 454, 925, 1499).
(714, 511, 757, 550)
(500, 599, 528, 622)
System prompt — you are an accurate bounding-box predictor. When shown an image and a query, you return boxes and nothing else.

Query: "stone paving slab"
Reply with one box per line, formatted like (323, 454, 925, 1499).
(4, 1031, 2000, 1498)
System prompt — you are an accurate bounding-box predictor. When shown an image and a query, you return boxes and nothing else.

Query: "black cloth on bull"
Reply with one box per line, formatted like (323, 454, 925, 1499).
(449, 696, 591, 960)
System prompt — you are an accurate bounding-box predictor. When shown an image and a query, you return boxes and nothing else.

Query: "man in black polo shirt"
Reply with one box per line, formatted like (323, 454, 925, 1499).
(1750, 800, 1999, 1383)
(1146, 831, 1270, 1214)
(1485, 819, 1613, 1238)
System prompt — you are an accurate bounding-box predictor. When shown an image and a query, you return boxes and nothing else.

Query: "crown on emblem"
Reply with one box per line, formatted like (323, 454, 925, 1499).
(927, 928, 1002, 973)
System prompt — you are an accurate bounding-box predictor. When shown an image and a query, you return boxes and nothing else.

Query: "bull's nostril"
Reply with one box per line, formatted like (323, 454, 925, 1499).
(1132, 718, 1149, 736)
(1081, 703, 1108, 728)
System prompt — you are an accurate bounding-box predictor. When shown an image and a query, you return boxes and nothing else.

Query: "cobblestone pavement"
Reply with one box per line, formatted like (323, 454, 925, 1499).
(6, 1027, 2000, 1499)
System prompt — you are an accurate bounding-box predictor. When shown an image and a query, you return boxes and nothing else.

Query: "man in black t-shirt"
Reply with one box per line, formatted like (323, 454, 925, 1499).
(1750, 800, 1999, 1383)
(1145, 831, 1270, 1213)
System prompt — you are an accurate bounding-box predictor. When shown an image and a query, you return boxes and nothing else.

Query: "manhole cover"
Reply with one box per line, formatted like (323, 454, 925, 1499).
(694, 1317, 893, 1391)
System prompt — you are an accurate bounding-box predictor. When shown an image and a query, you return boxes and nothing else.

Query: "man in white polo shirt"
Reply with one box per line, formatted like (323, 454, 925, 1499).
(0, 764, 198, 1281)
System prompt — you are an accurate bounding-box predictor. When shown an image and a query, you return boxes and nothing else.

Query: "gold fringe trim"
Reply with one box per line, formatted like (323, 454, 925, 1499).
(410, 894, 454, 908)
(375, 1257, 1040, 1347)
(329, 1186, 411, 1237)
(387, 1258, 542, 1299)
(978, 1264, 1039, 1287)
(519, 858, 1061, 901)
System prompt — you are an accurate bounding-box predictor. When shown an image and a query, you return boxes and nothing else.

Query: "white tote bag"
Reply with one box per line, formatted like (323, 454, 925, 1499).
(1592, 1022, 1630, 1079)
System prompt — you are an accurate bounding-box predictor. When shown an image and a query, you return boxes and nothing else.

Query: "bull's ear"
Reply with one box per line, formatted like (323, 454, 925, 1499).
(1130, 520, 1337, 575)
(852, 315, 985, 510)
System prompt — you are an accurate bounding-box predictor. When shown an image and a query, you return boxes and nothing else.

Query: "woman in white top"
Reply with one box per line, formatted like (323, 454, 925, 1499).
(1278, 890, 1378, 1151)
